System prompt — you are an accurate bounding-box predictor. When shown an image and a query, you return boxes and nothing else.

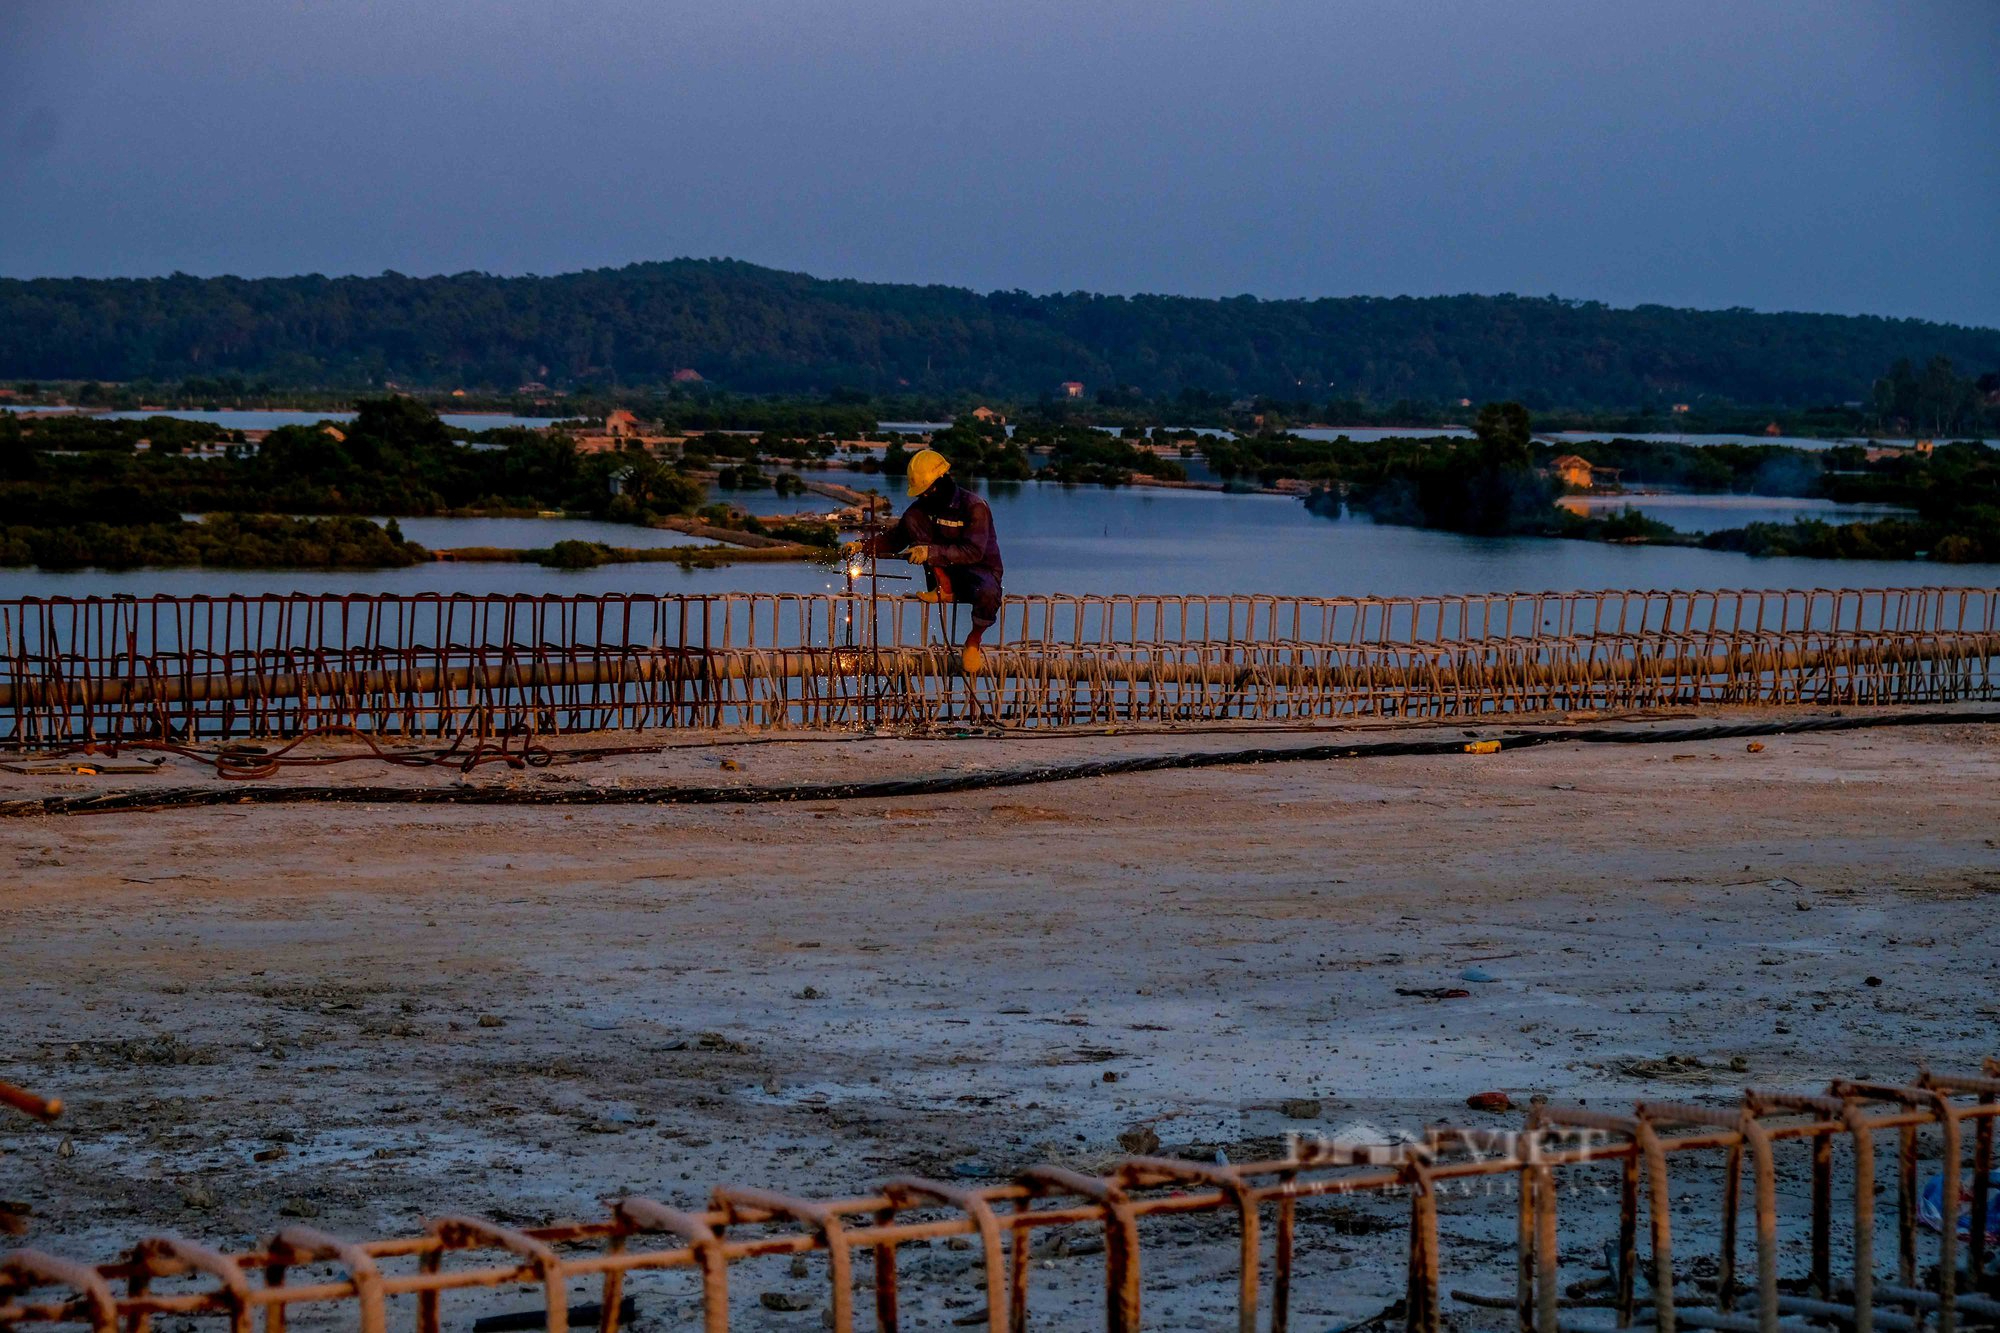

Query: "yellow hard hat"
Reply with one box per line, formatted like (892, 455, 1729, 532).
(906, 448, 951, 498)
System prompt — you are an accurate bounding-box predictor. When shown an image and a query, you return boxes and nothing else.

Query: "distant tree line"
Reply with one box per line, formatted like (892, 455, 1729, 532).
(5, 259, 2000, 409)
(0, 514, 424, 571)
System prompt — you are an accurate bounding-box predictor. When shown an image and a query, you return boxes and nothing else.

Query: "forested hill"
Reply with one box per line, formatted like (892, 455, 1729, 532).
(4, 259, 1997, 407)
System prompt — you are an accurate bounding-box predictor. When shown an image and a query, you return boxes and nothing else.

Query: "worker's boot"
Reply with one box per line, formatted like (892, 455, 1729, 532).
(961, 629, 988, 674)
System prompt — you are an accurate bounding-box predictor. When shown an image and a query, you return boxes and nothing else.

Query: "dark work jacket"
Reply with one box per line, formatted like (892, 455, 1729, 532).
(864, 482, 1004, 580)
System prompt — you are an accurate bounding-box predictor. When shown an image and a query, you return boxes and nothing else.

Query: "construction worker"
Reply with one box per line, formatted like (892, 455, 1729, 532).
(851, 447, 1004, 671)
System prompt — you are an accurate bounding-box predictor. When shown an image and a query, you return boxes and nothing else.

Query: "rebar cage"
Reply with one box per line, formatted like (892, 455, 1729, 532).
(3, 1062, 1995, 1332)
(2, 586, 1997, 744)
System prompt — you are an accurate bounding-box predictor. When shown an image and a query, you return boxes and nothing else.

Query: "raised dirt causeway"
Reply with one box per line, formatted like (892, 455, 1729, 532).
(3, 710, 1997, 1328)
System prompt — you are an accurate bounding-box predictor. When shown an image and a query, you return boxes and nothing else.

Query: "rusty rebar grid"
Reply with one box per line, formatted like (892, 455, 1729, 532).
(5, 1061, 1996, 1333)
(0, 1083, 61, 1124)
(2, 587, 1996, 745)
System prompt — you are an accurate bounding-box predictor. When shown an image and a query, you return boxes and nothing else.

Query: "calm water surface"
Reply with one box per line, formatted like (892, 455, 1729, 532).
(5, 479, 1996, 602)
(1558, 493, 1915, 533)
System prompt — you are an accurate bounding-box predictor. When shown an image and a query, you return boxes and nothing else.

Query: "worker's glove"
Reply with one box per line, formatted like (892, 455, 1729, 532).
(841, 539, 866, 557)
(906, 544, 932, 565)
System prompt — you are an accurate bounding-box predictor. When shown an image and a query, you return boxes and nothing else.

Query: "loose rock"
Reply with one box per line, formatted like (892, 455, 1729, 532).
(1117, 1125, 1161, 1154)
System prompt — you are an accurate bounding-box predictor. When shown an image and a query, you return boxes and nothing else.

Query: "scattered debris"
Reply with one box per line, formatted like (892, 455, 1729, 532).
(1917, 1170, 2000, 1242)
(475, 1300, 633, 1333)
(0, 758, 166, 776)
(1617, 1053, 1708, 1081)
(696, 1032, 748, 1053)
(1117, 1125, 1161, 1154)
(1466, 1091, 1512, 1113)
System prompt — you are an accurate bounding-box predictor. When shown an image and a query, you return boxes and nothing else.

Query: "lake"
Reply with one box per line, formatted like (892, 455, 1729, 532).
(1556, 492, 1916, 533)
(7, 477, 1996, 602)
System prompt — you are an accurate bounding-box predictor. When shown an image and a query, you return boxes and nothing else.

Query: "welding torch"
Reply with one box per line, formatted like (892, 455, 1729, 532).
(837, 541, 912, 581)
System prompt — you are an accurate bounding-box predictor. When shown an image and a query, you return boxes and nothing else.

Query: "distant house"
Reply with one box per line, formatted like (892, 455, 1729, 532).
(1060, 381, 1085, 399)
(671, 368, 704, 384)
(1456, 397, 1472, 408)
(1763, 421, 1782, 436)
(970, 405, 1005, 425)
(605, 410, 642, 438)
(1864, 440, 1936, 462)
(450, 388, 467, 398)
(1549, 454, 1597, 489)
(321, 425, 347, 443)
(1671, 403, 1691, 414)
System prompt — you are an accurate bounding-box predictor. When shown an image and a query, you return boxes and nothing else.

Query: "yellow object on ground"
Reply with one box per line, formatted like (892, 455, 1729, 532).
(1464, 740, 1501, 754)
(906, 448, 950, 498)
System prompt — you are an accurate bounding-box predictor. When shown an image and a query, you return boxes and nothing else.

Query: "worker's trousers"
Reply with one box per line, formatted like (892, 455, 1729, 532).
(929, 566, 1003, 632)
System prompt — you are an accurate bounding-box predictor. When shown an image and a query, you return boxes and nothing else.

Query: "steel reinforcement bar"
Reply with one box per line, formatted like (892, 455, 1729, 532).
(3, 587, 1997, 743)
(3, 1061, 1995, 1333)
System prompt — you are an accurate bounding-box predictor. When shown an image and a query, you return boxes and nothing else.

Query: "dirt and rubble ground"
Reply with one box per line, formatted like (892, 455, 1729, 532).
(3, 709, 1998, 1330)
